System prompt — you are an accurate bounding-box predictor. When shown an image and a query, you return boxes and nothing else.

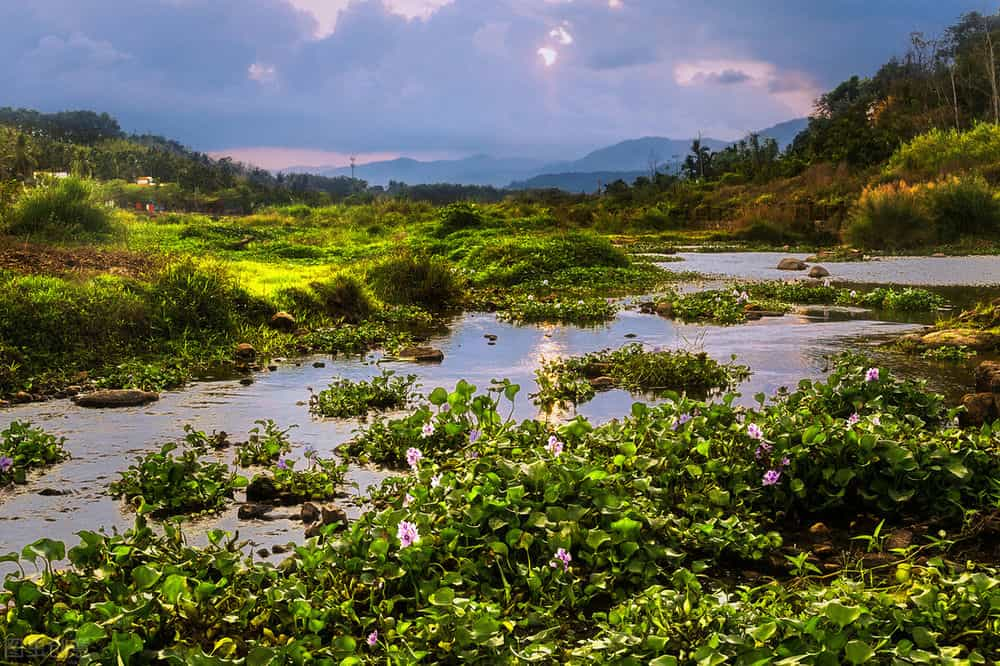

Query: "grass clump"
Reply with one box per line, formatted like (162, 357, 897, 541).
(367, 252, 465, 310)
(844, 181, 934, 250)
(497, 295, 617, 325)
(309, 370, 418, 418)
(534, 343, 750, 409)
(924, 175, 1000, 241)
(3, 177, 116, 240)
(278, 274, 374, 323)
(0, 421, 69, 486)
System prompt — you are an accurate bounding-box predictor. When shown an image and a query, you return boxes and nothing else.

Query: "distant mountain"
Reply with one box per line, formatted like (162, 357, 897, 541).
(509, 171, 648, 193)
(291, 155, 545, 188)
(288, 117, 808, 190)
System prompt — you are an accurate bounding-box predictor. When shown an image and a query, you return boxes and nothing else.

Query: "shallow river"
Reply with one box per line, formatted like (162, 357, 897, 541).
(0, 252, 995, 567)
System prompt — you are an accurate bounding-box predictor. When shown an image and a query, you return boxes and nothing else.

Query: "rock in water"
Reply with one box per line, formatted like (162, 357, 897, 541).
(960, 393, 998, 427)
(73, 389, 159, 408)
(235, 343, 257, 363)
(975, 361, 1000, 393)
(808, 265, 830, 278)
(776, 258, 807, 270)
(397, 346, 444, 362)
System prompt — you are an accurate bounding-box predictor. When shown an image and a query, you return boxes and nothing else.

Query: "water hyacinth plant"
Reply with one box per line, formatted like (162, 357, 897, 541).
(0, 421, 69, 486)
(309, 370, 418, 418)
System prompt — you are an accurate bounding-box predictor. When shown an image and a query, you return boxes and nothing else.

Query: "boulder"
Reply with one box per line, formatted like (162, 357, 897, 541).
(921, 329, 1000, 351)
(960, 393, 998, 427)
(589, 376, 616, 390)
(306, 506, 350, 538)
(12, 391, 32, 404)
(654, 301, 673, 317)
(235, 343, 257, 363)
(238, 503, 275, 520)
(975, 361, 1000, 393)
(300, 502, 321, 524)
(73, 389, 158, 408)
(808, 265, 830, 278)
(246, 476, 279, 503)
(397, 346, 444, 363)
(269, 311, 297, 332)
(776, 258, 807, 270)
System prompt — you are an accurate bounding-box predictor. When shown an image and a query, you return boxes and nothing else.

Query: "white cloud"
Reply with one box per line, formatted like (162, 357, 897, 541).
(287, 0, 453, 37)
(549, 25, 573, 45)
(537, 46, 558, 66)
(248, 62, 277, 83)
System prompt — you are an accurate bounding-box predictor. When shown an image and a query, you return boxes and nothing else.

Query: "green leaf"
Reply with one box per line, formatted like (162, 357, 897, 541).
(430, 587, 455, 606)
(945, 460, 970, 480)
(132, 565, 161, 590)
(586, 529, 611, 550)
(844, 639, 874, 664)
(75, 622, 107, 649)
(749, 621, 777, 642)
(161, 574, 189, 604)
(21, 538, 65, 563)
(824, 602, 863, 628)
(428, 388, 448, 406)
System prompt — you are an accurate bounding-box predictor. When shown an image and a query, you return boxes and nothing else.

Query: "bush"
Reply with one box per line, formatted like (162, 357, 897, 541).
(843, 182, 934, 249)
(278, 275, 374, 323)
(437, 202, 484, 235)
(732, 220, 802, 244)
(462, 233, 629, 287)
(925, 175, 1000, 241)
(3, 177, 115, 240)
(886, 122, 1000, 180)
(367, 253, 464, 310)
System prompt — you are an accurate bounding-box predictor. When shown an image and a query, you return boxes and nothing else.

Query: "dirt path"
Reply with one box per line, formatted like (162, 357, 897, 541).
(0, 236, 159, 279)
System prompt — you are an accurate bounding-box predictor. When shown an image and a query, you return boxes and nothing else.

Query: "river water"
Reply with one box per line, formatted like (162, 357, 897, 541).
(0, 253, 994, 566)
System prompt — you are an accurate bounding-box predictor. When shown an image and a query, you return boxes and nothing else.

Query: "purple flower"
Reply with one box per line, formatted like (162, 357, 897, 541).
(550, 547, 572, 571)
(847, 412, 860, 426)
(406, 447, 423, 470)
(303, 445, 317, 459)
(440, 403, 451, 414)
(466, 450, 480, 459)
(421, 422, 435, 438)
(781, 457, 790, 467)
(747, 423, 764, 441)
(0, 456, 11, 473)
(672, 413, 692, 431)
(403, 493, 414, 507)
(871, 415, 881, 426)
(865, 367, 880, 382)
(546, 435, 564, 457)
(469, 429, 481, 444)
(397, 520, 420, 549)
(367, 631, 378, 647)
(762, 469, 781, 486)
(754, 442, 772, 460)
(430, 473, 442, 488)
(276, 457, 289, 470)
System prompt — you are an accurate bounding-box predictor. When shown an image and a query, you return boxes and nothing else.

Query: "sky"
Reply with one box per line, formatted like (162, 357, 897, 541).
(1, 1, 990, 169)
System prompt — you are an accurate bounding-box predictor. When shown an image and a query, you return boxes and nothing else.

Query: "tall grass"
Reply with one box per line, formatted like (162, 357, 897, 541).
(843, 182, 934, 249)
(367, 253, 464, 309)
(3, 177, 116, 240)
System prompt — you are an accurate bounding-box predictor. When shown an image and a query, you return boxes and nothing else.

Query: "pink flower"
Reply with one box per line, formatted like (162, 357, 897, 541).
(847, 413, 860, 426)
(430, 474, 442, 488)
(421, 422, 435, 438)
(406, 447, 423, 470)
(871, 415, 881, 426)
(747, 423, 764, 440)
(397, 520, 420, 549)
(754, 442, 772, 459)
(762, 469, 781, 486)
(546, 435, 564, 456)
(550, 547, 572, 571)
(367, 631, 378, 646)
(403, 493, 414, 507)
(865, 367, 880, 382)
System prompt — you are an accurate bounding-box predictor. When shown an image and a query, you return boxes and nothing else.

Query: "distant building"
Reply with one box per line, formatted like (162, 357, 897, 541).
(135, 176, 156, 186)
(32, 171, 69, 181)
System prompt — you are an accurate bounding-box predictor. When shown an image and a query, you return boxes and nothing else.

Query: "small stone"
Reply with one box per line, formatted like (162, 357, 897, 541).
(12, 391, 32, 404)
(239, 378, 254, 386)
(822, 562, 841, 572)
(484, 334, 498, 341)
(235, 343, 257, 363)
(655, 301, 673, 317)
(257, 548, 271, 558)
(807, 265, 830, 278)
(887, 529, 913, 551)
(812, 544, 836, 556)
(312, 361, 326, 368)
(300, 502, 321, 524)
(975, 361, 1000, 394)
(959, 393, 997, 427)
(73, 389, 159, 408)
(624, 333, 637, 339)
(272, 544, 287, 554)
(37, 488, 71, 496)
(487, 341, 496, 346)
(269, 311, 297, 332)
(808, 522, 830, 536)
(268, 365, 278, 372)
(321, 506, 349, 528)
(589, 376, 616, 390)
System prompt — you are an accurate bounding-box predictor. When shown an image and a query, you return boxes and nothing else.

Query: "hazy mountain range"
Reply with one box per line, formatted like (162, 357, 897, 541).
(288, 118, 807, 191)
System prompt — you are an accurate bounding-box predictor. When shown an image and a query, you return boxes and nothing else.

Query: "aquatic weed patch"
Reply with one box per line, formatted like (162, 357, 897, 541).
(6, 357, 1000, 662)
(0, 421, 68, 487)
(309, 370, 418, 418)
(250, 454, 349, 504)
(234, 419, 295, 467)
(533, 343, 750, 409)
(497, 295, 618, 325)
(109, 441, 246, 518)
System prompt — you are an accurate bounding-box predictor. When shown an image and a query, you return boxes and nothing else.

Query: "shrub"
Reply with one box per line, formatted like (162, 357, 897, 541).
(843, 181, 934, 249)
(462, 233, 629, 287)
(886, 122, 1000, 180)
(309, 274, 373, 322)
(925, 175, 1000, 241)
(3, 177, 115, 240)
(437, 202, 484, 235)
(732, 220, 802, 244)
(310, 371, 418, 418)
(367, 253, 464, 309)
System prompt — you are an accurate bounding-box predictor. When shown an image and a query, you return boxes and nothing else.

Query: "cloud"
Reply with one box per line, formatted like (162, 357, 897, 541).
(0, 0, 988, 167)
